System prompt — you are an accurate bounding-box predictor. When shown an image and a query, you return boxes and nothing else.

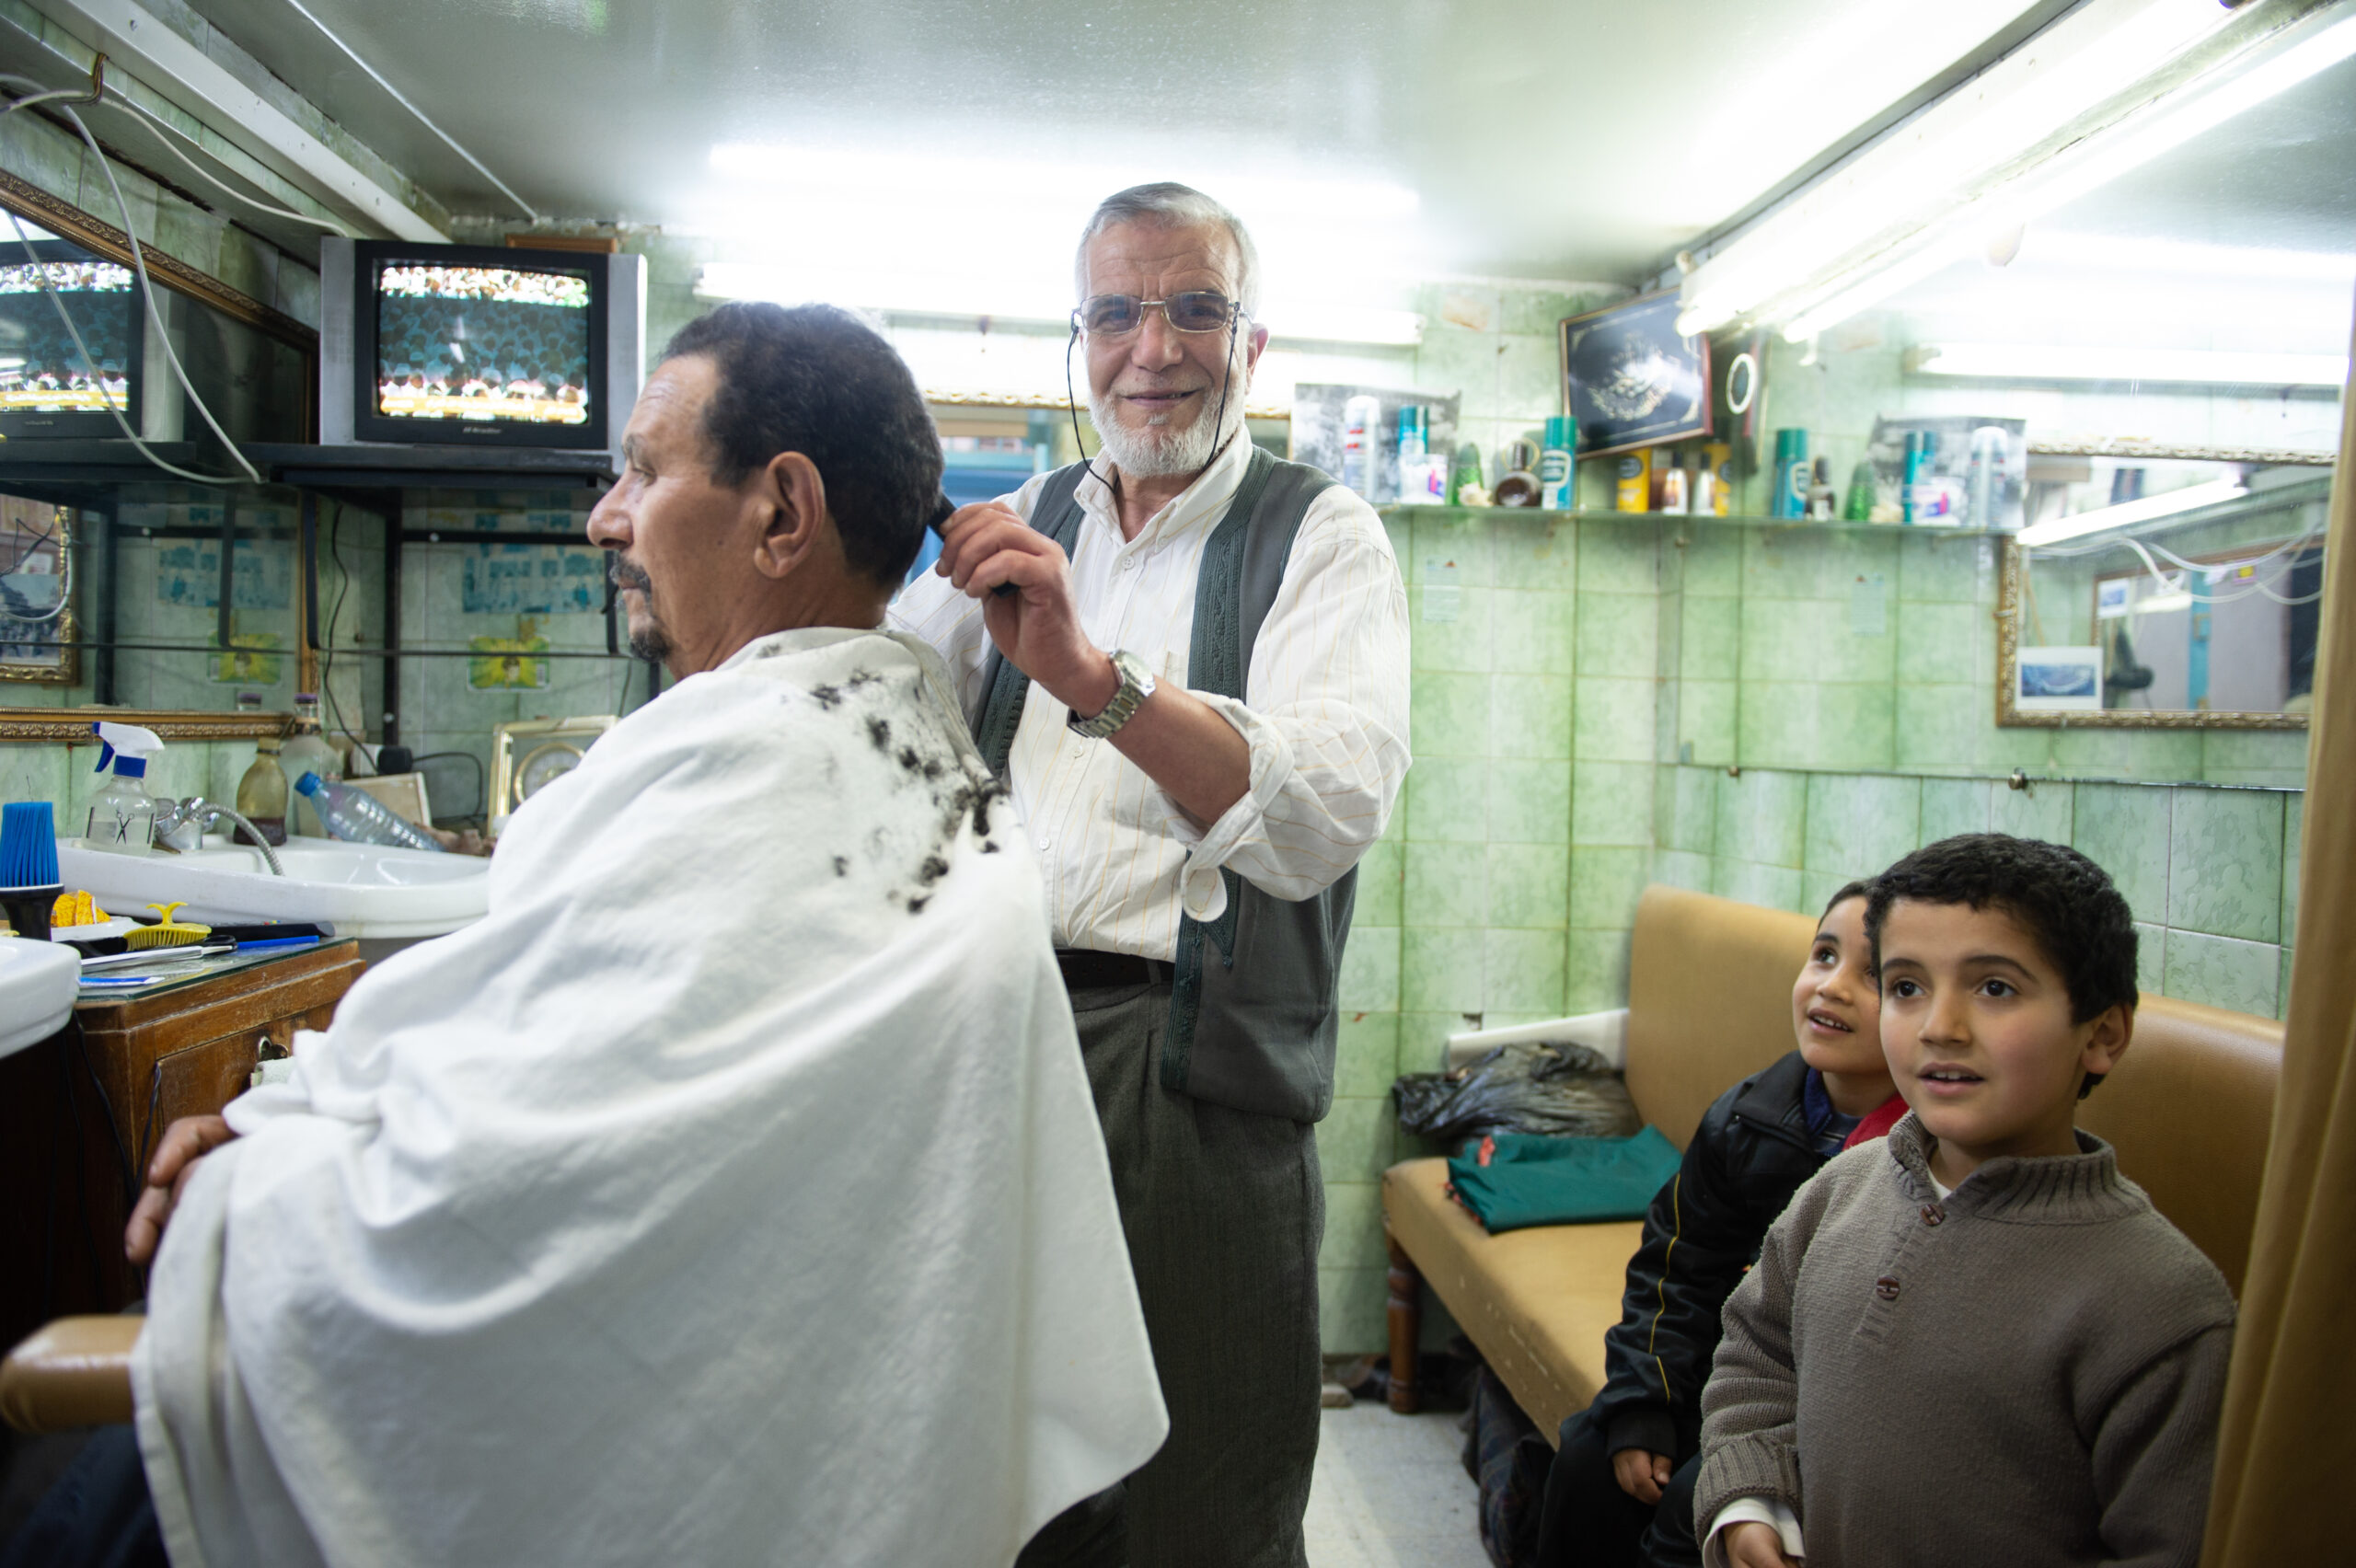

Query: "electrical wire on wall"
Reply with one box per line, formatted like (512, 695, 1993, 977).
(0, 61, 352, 489)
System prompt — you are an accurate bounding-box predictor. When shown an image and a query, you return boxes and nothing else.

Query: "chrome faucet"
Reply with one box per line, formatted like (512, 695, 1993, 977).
(154, 797, 284, 876)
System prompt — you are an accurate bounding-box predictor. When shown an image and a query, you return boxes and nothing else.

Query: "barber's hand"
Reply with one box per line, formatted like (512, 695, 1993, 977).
(125, 1114, 236, 1265)
(933, 502, 1117, 719)
(1612, 1447, 1673, 1505)
(1722, 1520, 1798, 1568)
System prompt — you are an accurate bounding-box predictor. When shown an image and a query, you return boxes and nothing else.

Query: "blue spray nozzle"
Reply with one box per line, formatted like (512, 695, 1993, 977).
(91, 721, 163, 776)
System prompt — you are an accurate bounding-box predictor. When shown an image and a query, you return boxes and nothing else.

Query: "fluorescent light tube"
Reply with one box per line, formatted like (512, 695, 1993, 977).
(1908, 343, 2351, 386)
(696, 265, 1422, 346)
(2133, 590, 2195, 614)
(1680, 0, 2356, 340)
(2016, 478, 2248, 547)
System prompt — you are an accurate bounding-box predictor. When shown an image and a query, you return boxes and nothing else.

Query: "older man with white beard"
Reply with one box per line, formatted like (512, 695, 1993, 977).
(892, 183, 1411, 1568)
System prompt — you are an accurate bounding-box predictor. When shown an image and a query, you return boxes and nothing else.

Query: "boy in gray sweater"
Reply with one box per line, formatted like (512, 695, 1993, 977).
(1697, 834, 2236, 1568)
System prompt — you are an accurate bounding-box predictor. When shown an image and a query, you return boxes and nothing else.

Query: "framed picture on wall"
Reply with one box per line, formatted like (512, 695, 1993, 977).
(0, 493, 76, 684)
(1559, 290, 1712, 458)
(2015, 645, 2104, 713)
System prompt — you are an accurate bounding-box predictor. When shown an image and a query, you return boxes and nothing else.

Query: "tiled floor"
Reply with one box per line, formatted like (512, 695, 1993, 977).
(1306, 1401, 1492, 1568)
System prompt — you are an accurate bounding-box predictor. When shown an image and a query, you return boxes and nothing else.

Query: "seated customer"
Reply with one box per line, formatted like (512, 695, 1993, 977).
(9, 303, 1166, 1568)
(1700, 835, 2235, 1568)
(1536, 882, 1904, 1568)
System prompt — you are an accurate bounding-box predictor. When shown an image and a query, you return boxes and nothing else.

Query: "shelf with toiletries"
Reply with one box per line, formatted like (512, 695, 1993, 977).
(1377, 504, 2004, 537)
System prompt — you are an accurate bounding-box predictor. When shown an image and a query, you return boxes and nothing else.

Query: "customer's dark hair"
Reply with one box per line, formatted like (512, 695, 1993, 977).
(1865, 834, 2138, 1097)
(661, 302, 940, 586)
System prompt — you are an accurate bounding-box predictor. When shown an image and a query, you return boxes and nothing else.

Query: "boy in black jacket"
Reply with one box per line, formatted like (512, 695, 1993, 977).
(1533, 882, 1905, 1568)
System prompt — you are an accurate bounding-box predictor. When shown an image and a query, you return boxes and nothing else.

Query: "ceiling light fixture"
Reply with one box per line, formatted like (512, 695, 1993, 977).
(1906, 342, 2351, 386)
(2016, 478, 2248, 548)
(694, 264, 1424, 347)
(1677, 0, 2356, 342)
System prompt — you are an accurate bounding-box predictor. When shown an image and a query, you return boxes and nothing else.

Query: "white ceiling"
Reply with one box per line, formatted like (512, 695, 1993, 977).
(174, 0, 2064, 282)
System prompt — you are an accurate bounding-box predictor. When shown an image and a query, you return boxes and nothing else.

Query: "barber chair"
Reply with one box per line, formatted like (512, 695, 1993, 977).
(2, 1317, 139, 1432)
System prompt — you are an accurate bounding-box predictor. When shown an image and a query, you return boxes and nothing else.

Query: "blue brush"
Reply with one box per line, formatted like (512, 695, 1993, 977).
(1, 801, 62, 940)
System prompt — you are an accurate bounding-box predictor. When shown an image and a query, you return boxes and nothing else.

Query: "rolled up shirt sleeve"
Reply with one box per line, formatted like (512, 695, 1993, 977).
(1155, 491, 1410, 921)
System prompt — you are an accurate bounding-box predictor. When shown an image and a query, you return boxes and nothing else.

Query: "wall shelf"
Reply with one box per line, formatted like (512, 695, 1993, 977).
(1376, 503, 2004, 537)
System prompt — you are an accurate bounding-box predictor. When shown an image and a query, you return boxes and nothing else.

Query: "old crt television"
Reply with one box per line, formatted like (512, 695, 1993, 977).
(0, 240, 144, 438)
(318, 237, 644, 455)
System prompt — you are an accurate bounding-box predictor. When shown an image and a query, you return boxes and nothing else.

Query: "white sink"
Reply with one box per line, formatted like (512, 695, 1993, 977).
(0, 935, 81, 1060)
(56, 836, 491, 940)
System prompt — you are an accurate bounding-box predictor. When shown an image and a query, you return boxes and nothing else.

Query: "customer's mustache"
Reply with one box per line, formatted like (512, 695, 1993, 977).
(608, 558, 653, 594)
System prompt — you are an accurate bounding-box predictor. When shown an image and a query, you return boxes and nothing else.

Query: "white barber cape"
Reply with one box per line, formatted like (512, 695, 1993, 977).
(132, 626, 1167, 1568)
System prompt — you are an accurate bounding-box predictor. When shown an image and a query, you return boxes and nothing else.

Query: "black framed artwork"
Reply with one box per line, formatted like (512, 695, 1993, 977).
(1559, 290, 1713, 458)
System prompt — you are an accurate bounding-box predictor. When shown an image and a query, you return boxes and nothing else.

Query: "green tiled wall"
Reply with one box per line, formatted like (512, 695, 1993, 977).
(1652, 763, 2302, 1024)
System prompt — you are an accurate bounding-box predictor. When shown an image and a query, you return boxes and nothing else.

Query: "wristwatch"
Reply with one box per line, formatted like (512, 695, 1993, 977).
(1068, 650, 1157, 740)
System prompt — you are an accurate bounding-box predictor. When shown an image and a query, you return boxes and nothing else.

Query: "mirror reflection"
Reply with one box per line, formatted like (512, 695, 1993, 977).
(2011, 468, 2327, 722)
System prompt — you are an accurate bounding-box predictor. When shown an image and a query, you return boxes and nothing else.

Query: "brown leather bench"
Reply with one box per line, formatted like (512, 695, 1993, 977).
(1380, 883, 2283, 1440)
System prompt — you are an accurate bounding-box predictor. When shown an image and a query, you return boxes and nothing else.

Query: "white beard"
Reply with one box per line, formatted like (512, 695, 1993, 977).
(1087, 334, 1251, 479)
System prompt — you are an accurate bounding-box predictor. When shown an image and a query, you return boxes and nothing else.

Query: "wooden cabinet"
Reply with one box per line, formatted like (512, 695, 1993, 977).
(0, 941, 365, 1349)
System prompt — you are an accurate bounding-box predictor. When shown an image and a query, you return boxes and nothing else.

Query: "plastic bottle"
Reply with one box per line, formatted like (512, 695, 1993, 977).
(84, 721, 164, 856)
(1807, 456, 1838, 520)
(236, 737, 289, 847)
(1395, 405, 1441, 502)
(1659, 461, 1689, 515)
(280, 694, 340, 838)
(1614, 451, 1651, 513)
(1900, 431, 1934, 524)
(1340, 395, 1382, 499)
(1539, 416, 1576, 511)
(294, 773, 445, 853)
(1773, 430, 1810, 519)
(1447, 443, 1483, 506)
(1842, 461, 1878, 523)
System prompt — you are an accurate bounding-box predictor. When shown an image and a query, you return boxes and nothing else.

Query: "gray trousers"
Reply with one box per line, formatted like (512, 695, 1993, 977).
(1068, 980, 1323, 1568)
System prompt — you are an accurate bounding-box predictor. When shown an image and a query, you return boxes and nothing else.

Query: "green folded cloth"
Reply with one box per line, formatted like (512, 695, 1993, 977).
(1446, 1127, 1682, 1233)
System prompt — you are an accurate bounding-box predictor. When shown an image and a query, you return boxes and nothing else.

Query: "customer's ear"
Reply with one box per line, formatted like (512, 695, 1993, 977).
(753, 451, 830, 581)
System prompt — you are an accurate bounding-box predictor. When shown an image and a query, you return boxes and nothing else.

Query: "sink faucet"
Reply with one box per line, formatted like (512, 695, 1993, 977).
(154, 797, 285, 876)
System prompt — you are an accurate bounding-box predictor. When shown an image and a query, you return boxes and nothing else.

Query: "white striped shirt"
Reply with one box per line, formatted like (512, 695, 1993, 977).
(888, 435, 1411, 960)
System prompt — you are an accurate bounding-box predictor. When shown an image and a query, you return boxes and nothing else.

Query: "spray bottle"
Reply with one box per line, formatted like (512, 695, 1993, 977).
(86, 721, 165, 856)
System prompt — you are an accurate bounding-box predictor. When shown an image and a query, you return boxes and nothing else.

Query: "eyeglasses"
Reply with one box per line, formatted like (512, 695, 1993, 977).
(1074, 292, 1246, 339)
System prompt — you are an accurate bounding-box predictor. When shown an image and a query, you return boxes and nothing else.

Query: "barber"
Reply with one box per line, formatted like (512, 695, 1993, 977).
(895, 182, 1410, 1567)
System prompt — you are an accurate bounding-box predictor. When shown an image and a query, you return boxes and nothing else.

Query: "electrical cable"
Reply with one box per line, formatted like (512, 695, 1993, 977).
(98, 85, 353, 237)
(0, 73, 264, 486)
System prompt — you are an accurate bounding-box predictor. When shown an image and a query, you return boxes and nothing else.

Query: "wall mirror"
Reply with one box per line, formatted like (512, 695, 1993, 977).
(1998, 464, 2327, 728)
(0, 170, 319, 740)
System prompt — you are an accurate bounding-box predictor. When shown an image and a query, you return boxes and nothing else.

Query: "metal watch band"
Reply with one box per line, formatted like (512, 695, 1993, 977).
(1068, 650, 1156, 740)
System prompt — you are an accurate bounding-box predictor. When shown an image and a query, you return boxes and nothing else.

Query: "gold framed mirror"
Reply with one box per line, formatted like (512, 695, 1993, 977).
(1995, 475, 2324, 731)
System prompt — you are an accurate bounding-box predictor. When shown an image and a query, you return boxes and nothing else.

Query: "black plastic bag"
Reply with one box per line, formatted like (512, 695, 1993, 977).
(1392, 1040, 1641, 1144)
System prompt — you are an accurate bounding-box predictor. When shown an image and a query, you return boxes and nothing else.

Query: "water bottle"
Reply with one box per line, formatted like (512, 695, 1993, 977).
(294, 773, 445, 853)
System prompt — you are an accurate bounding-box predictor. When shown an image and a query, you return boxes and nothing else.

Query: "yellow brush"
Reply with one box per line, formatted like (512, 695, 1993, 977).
(123, 901, 213, 950)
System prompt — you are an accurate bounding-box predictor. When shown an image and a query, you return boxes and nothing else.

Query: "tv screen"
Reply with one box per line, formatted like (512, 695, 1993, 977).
(349, 241, 612, 450)
(0, 241, 142, 438)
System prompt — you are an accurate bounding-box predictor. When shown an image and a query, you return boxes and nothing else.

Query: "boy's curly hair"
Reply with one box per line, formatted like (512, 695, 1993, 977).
(1865, 834, 2139, 1098)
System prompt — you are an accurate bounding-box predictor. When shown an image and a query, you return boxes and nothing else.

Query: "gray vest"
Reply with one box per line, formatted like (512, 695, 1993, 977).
(973, 446, 1356, 1124)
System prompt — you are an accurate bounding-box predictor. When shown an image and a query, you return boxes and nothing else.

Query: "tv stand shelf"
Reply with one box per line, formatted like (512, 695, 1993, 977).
(243, 444, 616, 491)
(0, 441, 613, 493)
